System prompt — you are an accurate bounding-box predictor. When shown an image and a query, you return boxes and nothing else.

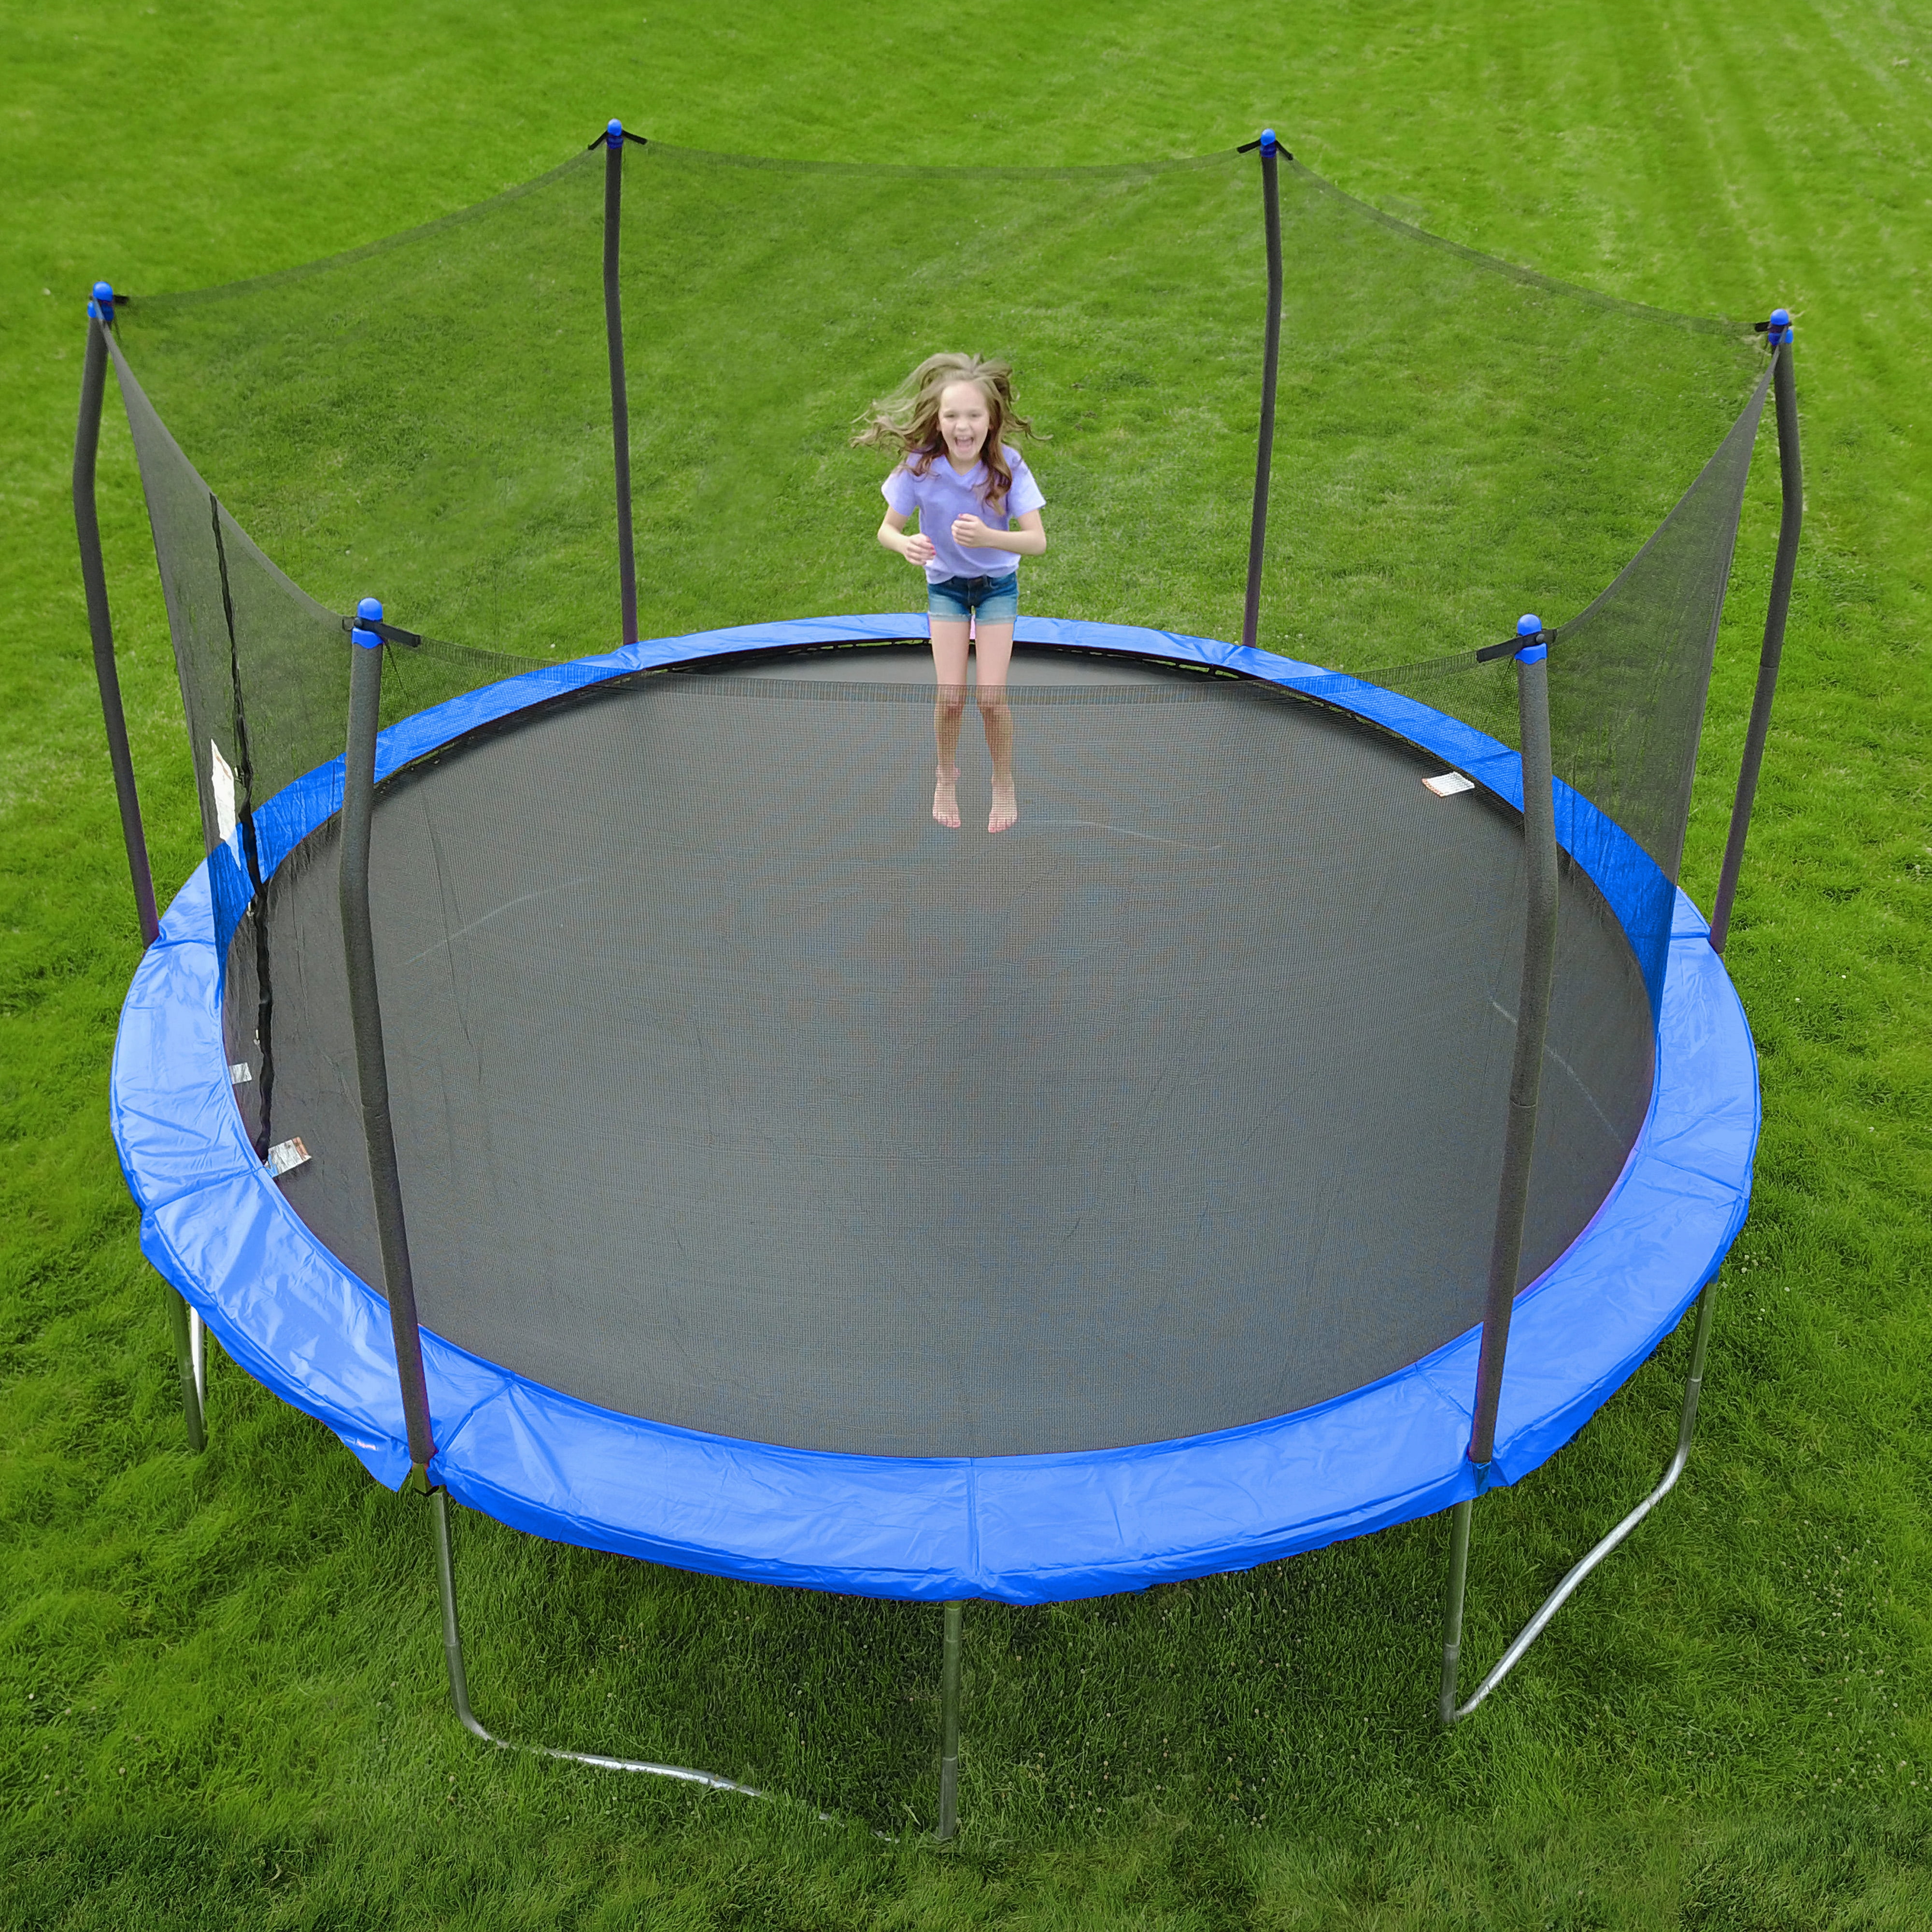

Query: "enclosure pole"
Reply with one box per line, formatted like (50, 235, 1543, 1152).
(936, 1600, 965, 1842)
(1239, 130, 1284, 656)
(1709, 313, 1802, 956)
(340, 598, 437, 1479)
(77, 283, 206, 1452)
(73, 285, 160, 950)
(603, 121, 640, 647)
(1467, 617, 1561, 1467)
(1439, 614, 1560, 1724)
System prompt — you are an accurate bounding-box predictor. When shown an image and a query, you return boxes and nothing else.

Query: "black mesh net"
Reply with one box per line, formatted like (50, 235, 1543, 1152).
(104, 134, 1775, 1456)
(219, 652, 1655, 1456)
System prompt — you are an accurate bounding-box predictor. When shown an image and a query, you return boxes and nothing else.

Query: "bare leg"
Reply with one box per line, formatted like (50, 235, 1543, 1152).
(930, 619, 970, 829)
(975, 621, 1018, 833)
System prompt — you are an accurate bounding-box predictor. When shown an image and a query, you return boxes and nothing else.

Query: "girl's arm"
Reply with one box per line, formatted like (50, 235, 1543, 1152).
(879, 508, 937, 566)
(952, 509, 1046, 558)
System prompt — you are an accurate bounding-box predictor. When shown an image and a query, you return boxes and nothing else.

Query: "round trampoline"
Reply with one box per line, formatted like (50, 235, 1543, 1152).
(77, 129, 1796, 1793)
(111, 611, 1757, 1604)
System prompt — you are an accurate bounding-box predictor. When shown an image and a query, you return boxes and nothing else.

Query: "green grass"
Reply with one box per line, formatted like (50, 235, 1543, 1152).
(2, 1, 1929, 1925)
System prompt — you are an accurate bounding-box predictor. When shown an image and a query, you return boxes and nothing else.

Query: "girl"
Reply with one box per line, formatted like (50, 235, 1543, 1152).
(855, 354, 1047, 833)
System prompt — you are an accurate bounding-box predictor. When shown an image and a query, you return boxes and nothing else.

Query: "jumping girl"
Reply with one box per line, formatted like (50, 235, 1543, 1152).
(856, 354, 1047, 833)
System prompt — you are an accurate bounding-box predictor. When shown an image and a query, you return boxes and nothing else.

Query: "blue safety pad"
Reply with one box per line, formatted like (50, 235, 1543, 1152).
(112, 615, 1758, 1603)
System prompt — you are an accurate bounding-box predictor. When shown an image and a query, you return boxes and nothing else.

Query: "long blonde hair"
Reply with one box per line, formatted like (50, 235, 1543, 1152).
(852, 353, 1038, 510)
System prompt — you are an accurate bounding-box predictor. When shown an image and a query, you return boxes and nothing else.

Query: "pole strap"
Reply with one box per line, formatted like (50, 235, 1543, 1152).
(1236, 137, 1293, 156)
(1475, 631, 1550, 663)
(586, 128, 650, 149)
(341, 614, 426, 649)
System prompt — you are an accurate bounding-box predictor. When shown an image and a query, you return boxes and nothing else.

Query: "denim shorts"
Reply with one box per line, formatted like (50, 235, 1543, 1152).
(927, 572, 1019, 623)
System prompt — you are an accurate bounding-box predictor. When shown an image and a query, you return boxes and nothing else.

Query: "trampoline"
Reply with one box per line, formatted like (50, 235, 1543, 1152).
(116, 613, 1748, 1589)
(75, 124, 1800, 1827)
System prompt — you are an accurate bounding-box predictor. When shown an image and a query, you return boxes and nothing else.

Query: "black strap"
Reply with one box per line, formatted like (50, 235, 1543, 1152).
(1476, 634, 1538, 663)
(1236, 138, 1292, 157)
(586, 128, 650, 149)
(342, 615, 425, 649)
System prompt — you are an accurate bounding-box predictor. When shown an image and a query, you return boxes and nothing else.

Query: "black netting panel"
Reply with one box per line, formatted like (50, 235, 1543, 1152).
(110, 333, 538, 1156)
(110, 333, 349, 863)
(1290, 358, 1774, 1007)
(227, 651, 1654, 1458)
(1543, 361, 1773, 991)
(114, 154, 608, 659)
(113, 142, 1761, 674)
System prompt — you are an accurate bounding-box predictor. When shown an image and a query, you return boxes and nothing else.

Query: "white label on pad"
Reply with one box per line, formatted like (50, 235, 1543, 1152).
(210, 740, 239, 842)
(1423, 772, 1476, 797)
(265, 1136, 310, 1178)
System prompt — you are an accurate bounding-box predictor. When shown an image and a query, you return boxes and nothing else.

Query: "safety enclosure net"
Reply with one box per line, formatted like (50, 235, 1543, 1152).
(104, 134, 1774, 1459)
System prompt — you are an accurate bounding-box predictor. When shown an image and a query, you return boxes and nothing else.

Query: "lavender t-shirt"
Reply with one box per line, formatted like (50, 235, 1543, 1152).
(881, 446, 1046, 584)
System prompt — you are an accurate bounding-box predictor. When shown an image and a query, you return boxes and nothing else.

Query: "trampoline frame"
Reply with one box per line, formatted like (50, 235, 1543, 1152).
(70, 114, 1804, 1830)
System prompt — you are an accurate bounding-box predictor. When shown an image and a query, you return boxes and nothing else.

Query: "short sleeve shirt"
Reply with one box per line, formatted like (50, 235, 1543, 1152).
(881, 445, 1045, 584)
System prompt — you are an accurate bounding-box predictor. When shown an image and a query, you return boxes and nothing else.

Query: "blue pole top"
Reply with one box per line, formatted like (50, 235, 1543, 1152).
(1259, 128, 1278, 155)
(1766, 306, 1793, 345)
(606, 119, 624, 148)
(353, 596, 384, 648)
(88, 280, 114, 320)
(1517, 613, 1543, 637)
(1515, 612, 1548, 662)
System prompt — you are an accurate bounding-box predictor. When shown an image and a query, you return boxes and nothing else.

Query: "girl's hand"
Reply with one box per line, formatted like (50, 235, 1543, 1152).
(903, 532, 938, 566)
(952, 514, 993, 549)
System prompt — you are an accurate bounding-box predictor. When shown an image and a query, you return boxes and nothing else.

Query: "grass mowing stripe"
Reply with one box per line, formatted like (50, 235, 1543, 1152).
(2, 1, 1928, 1925)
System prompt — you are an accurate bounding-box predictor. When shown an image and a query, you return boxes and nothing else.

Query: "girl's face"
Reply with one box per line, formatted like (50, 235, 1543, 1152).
(938, 381, 992, 464)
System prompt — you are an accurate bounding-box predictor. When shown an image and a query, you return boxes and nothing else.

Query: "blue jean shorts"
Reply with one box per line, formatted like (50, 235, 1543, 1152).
(927, 573, 1019, 624)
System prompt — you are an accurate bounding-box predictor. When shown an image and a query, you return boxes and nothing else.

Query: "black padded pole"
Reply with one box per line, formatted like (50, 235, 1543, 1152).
(1239, 131, 1284, 657)
(1442, 620, 1560, 1721)
(603, 122, 639, 647)
(73, 294, 160, 948)
(1709, 320, 1802, 957)
(80, 288, 207, 1452)
(1467, 623, 1561, 1469)
(340, 603, 437, 1476)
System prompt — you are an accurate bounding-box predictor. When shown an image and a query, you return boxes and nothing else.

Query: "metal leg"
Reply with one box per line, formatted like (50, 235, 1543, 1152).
(164, 1286, 207, 1453)
(1439, 1281, 1719, 1723)
(1436, 1496, 1474, 1727)
(426, 1486, 768, 1793)
(936, 1600, 964, 1842)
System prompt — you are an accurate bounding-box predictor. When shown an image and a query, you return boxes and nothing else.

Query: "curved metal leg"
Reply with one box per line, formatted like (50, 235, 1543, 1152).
(165, 1286, 207, 1453)
(1440, 1281, 1718, 1724)
(428, 1487, 768, 1791)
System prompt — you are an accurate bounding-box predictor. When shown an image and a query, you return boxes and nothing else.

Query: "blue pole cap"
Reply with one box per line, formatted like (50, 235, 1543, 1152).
(89, 280, 115, 320)
(1517, 613, 1543, 637)
(1766, 305, 1792, 345)
(353, 596, 384, 648)
(1259, 128, 1278, 155)
(607, 119, 624, 148)
(1515, 613, 1548, 662)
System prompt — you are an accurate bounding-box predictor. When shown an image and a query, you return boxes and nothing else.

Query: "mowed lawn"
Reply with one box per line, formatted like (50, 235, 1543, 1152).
(2, 2, 1929, 1927)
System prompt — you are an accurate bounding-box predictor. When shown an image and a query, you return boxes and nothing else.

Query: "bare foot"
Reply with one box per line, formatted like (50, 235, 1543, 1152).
(989, 781, 1018, 834)
(933, 767, 961, 829)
